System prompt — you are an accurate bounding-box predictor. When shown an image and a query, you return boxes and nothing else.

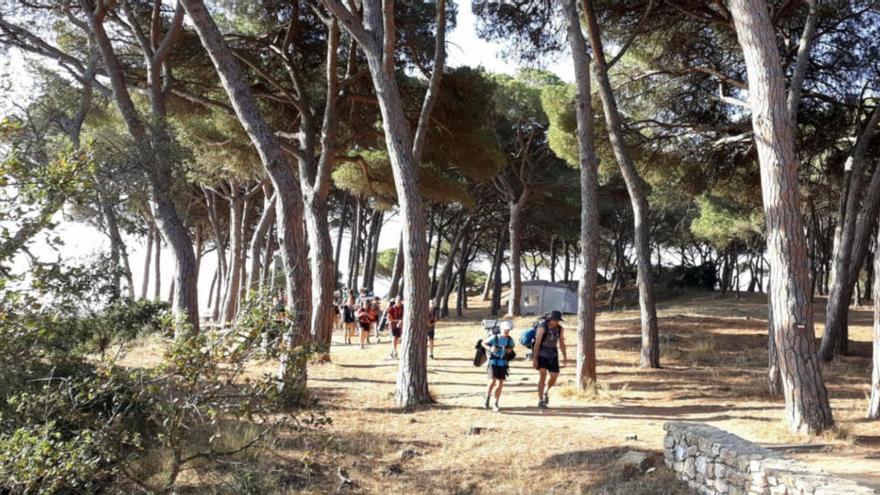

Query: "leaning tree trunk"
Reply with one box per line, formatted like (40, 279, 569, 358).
(729, 0, 833, 434)
(348, 199, 363, 289)
(247, 195, 276, 296)
(364, 210, 384, 292)
(334, 194, 349, 283)
(822, 105, 880, 360)
(154, 233, 162, 301)
(388, 234, 404, 299)
(222, 183, 245, 323)
(869, 222, 880, 419)
(582, 0, 658, 368)
(320, 0, 446, 408)
(84, 4, 199, 332)
(141, 225, 154, 300)
(303, 188, 336, 347)
(433, 218, 471, 309)
(565, 0, 601, 389)
(483, 228, 504, 301)
(182, 0, 312, 401)
(508, 193, 528, 316)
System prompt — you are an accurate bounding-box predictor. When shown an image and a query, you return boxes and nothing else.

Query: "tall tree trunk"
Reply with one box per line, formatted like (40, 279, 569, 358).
(388, 234, 404, 299)
(348, 199, 363, 289)
(483, 228, 504, 300)
(335, 194, 349, 283)
(84, 2, 199, 331)
(182, 0, 313, 401)
(296, 21, 341, 349)
(302, 180, 337, 347)
(729, 0, 833, 434)
(141, 225, 154, 300)
(430, 219, 445, 296)
(565, 0, 601, 389)
(767, 281, 782, 395)
(221, 183, 244, 323)
(491, 246, 503, 317)
(563, 238, 571, 283)
(364, 210, 384, 292)
(582, 0, 658, 368)
(454, 241, 472, 317)
(508, 193, 528, 316)
(550, 235, 557, 283)
(154, 232, 162, 301)
(822, 105, 880, 360)
(869, 222, 880, 419)
(433, 218, 471, 309)
(247, 195, 276, 296)
(204, 187, 227, 321)
(323, 0, 446, 408)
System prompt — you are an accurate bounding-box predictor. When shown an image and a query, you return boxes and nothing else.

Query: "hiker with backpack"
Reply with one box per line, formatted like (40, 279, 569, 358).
(483, 320, 515, 412)
(387, 296, 403, 359)
(342, 296, 357, 345)
(531, 310, 567, 409)
(356, 300, 374, 349)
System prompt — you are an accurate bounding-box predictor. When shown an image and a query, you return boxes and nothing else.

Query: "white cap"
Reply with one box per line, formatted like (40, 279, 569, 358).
(500, 320, 513, 331)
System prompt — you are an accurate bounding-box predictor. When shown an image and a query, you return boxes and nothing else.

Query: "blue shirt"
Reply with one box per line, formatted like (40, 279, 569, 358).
(486, 335, 514, 367)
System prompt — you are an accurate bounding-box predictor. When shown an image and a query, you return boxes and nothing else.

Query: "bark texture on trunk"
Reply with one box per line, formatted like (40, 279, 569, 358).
(141, 224, 154, 300)
(433, 217, 471, 310)
(582, 0, 658, 368)
(247, 195, 276, 296)
(388, 234, 404, 299)
(729, 0, 833, 434)
(508, 193, 528, 316)
(565, 0, 601, 389)
(870, 224, 880, 419)
(221, 183, 244, 323)
(483, 229, 504, 301)
(822, 104, 880, 360)
(182, 0, 311, 401)
(83, 0, 199, 332)
(322, 0, 446, 408)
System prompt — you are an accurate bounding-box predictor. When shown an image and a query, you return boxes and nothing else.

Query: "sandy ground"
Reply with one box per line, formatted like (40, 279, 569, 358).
(123, 292, 880, 493)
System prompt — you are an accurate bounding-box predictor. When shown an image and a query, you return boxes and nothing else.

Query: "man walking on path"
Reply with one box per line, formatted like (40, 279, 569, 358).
(388, 296, 403, 359)
(533, 310, 567, 409)
(483, 321, 515, 412)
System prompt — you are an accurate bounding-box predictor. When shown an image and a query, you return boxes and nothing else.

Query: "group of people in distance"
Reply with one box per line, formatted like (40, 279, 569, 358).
(283, 286, 566, 411)
(335, 287, 440, 360)
(482, 310, 568, 412)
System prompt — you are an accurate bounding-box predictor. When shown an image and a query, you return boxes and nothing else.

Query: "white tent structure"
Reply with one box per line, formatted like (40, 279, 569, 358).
(519, 281, 578, 315)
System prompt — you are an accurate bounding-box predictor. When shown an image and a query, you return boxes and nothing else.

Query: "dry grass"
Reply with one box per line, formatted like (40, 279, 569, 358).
(118, 292, 880, 493)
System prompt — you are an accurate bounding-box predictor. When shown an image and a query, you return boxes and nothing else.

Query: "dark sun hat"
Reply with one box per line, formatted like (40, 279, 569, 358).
(549, 310, 564, 322)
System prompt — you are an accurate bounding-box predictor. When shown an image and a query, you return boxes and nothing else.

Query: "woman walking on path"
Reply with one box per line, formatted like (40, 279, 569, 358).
(427, 301, 439, 359)
(483, 321, 515, 412)
(533, 310, 567, 409)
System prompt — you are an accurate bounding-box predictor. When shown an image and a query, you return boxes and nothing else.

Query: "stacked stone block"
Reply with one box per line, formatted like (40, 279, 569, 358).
(663, 422, 876, 495)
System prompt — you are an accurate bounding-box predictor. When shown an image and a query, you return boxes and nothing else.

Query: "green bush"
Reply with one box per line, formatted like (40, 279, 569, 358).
(0, 267, 320, 494)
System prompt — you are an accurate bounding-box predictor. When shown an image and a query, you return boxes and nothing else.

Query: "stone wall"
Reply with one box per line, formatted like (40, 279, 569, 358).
(663, 422, 876, 495)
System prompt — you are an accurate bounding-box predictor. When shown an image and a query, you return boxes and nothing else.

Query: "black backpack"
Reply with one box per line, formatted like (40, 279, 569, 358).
(473, 339, 487, 367)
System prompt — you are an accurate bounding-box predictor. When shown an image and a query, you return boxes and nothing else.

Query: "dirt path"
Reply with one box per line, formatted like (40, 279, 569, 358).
(277, 293, 880, 493)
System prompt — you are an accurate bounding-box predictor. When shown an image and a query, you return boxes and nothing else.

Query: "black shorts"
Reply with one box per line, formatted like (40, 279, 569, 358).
(537, 354, 560, 373)
(488, 364, 509, 381)
(359, 322, 371, 332)
(391, 323, 402, 338)
(427, 327, 435, 340)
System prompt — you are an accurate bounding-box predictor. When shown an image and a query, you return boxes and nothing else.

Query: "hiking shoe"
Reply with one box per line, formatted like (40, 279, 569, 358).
(429, 353, 435, 359)
(542, 393, 549, 406)
(493, 403, 500, 412)
(538, 399, 547, 409)
(484, 395, 491, 409)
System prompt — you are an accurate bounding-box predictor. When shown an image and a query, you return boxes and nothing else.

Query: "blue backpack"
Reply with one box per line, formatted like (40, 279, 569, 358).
(519, 315, 549, 349)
